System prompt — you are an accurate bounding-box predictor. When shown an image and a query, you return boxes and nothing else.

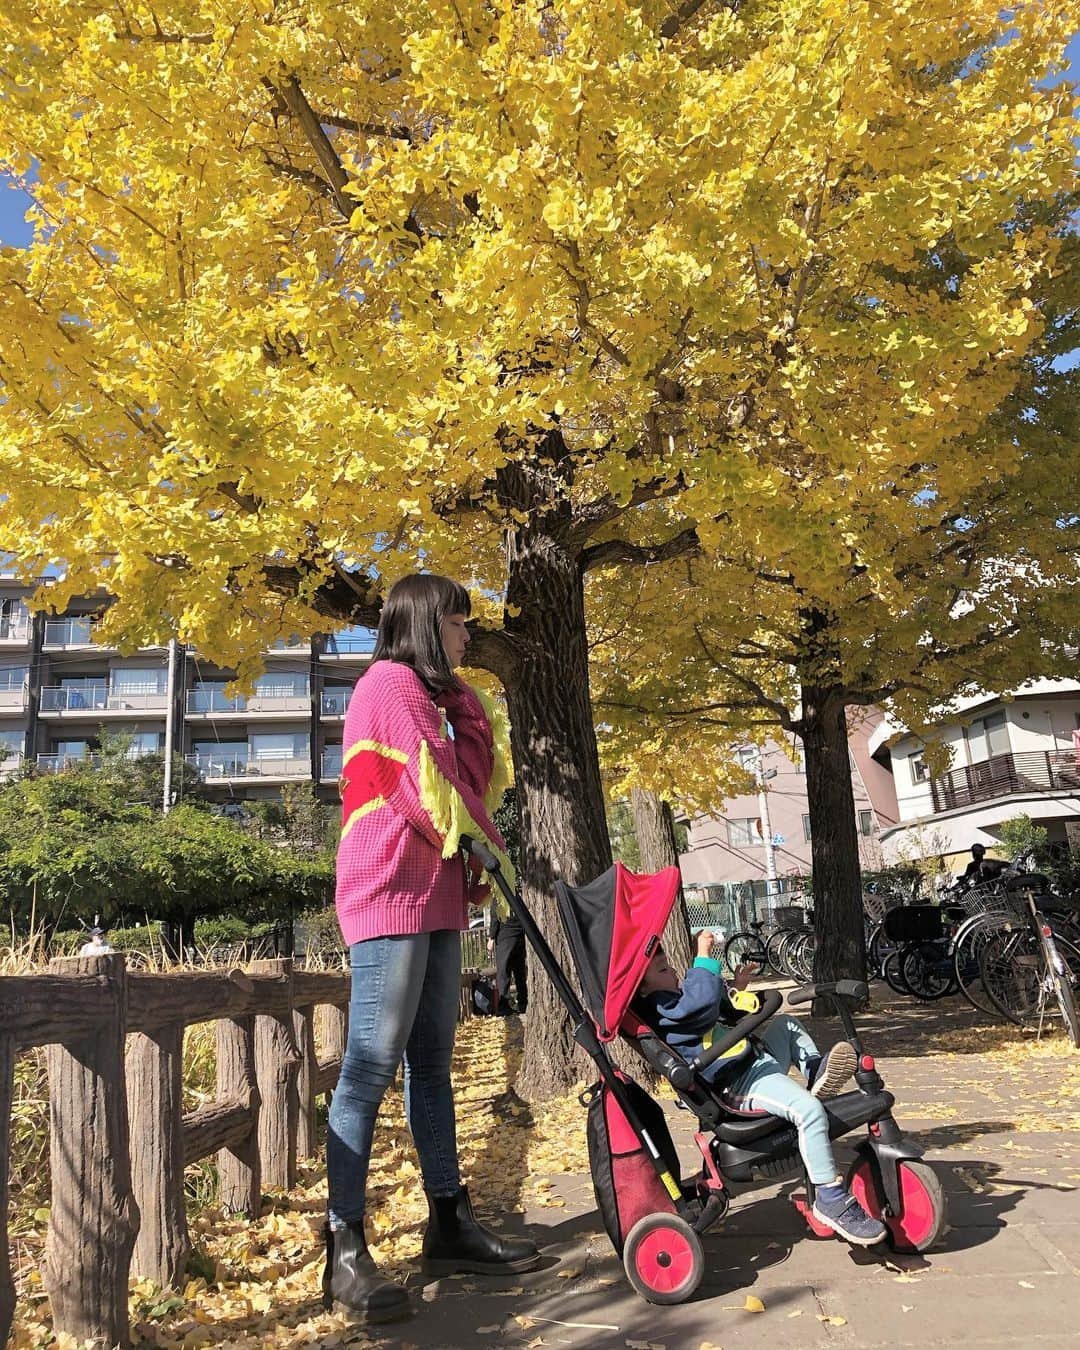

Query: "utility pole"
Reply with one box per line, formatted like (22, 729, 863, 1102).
(754, 747, 779, 909)
(162, 637, 179, 814)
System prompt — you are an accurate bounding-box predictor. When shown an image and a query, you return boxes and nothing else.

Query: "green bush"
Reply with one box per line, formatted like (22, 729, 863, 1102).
(193, 915, 252, 946)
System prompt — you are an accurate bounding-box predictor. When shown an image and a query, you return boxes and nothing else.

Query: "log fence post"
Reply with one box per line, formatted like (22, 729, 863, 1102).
(250, 958, 301, 1191)
(216, 1013, 261, 1215)
(294, 1004, 317, 1160)
(0, 1033, 14, 1346)
(44, 953, 138, 1349)
(128, 1020, 189, 1288)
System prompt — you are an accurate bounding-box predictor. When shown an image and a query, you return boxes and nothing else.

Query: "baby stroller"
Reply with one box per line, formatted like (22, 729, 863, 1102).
(463, 837, 946, 1305)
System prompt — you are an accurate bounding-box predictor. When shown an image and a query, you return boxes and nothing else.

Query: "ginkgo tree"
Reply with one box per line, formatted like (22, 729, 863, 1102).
(0, 0, 1076, 1093)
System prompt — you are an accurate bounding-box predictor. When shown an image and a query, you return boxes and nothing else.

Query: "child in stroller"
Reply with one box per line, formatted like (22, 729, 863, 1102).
(636, 931, 886, 1246)
(461, 835, 946, 1304)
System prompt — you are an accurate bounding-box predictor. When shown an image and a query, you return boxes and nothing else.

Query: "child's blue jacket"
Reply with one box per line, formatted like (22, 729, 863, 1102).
(637, 956, 760, 1083)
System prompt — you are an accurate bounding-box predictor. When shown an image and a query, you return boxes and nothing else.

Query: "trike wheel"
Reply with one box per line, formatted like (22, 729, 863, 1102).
(846, 1158, 947, 1253)
(622, 1212, 704, 1305)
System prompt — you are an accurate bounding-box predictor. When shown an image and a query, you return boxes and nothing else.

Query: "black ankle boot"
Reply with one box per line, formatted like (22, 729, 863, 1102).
(422, 1186, 542, 1275)
(322, 1221, 411, 1322)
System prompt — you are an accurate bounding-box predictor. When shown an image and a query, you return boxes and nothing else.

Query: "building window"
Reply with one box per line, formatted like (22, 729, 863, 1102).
(859, 809, 875, 836)
(802, 814, 812, 842)
(726, 818, 758, 848)
(0, 599, 29, 639)
(0, 730, 22, 761)
(110, 667, 167, 695)
(966, 709, 1009, 763)
(0, 666, 28, 691)
(254, 672, 309, 696)
(910, 756, 930, 784)
(117, 729, 163, 757)
(249, 732, 309, 761)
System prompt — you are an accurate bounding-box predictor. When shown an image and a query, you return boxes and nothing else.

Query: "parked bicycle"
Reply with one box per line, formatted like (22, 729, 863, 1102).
(978, 876, 1080, 1045)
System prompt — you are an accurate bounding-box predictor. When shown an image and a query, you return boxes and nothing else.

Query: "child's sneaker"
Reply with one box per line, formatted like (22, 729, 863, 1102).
(809, 1041, 857, 1099)
(812, 1185, 887, 1246)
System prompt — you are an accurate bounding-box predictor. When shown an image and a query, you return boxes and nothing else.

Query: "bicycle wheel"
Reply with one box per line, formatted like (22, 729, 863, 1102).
(882, 946, 910, 996)
(979, 929, 1041, 1025)
(766, 928, 794, 977)
(951, 918, 1001, 1017)
(790, 932, 816, 982)
(723, 931, 768, 977)
(1041, 931, 1080, 1048)
(900, 941, 957, 1000)
(866, 923, 889, 980)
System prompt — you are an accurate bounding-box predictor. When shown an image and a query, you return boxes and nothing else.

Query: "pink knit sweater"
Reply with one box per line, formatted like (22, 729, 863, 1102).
(334, 660, 509, 945)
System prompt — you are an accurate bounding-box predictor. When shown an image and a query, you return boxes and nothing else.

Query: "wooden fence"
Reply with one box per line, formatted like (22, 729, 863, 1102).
(0, 952, 476, 1348)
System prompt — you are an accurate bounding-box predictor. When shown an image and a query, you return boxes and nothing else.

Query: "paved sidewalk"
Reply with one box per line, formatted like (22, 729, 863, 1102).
(369, 991, 1080, 1349)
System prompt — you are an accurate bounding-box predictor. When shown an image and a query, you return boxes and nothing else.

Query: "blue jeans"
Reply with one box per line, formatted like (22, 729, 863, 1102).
(327, 930, 462, 1224)
(721, 1015, 838, 1186)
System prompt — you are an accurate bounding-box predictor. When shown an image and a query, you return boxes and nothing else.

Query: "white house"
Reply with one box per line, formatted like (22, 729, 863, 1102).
(870, 679, 1080, 865)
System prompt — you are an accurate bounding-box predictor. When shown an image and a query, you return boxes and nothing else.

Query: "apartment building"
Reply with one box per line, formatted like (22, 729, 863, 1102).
(0, 575, 375, 802)
(869, 679, 1080, 865)
(677, 711, 901, 888)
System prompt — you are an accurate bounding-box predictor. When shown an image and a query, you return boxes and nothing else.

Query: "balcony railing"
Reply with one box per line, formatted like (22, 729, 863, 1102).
(0, 751, 24, 775)
(37, 752, 102, 774)
(0, 684, 28, 711)
(267, 636, 310, 653)
(186, 689, 310, 715)
(0, 619, 30, 643)
(42, 619, 100, 647)
(187, 753, 311, 780)
(931, 750, 1080, 813)
(40, 686, 169, 713)
(321, 748, 343, 779)
(322, 633, 377, 655)
(320, 688, 350, 716)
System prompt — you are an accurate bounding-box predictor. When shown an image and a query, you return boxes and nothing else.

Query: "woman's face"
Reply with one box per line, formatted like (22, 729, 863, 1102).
(439, 611, 470, 669)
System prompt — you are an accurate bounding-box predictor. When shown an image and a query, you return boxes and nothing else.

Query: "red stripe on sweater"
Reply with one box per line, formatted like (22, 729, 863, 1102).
(341, 750, 408, 823)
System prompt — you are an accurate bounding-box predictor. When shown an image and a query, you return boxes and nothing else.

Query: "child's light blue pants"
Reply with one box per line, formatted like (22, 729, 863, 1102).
(720, 1014, 838, 1185)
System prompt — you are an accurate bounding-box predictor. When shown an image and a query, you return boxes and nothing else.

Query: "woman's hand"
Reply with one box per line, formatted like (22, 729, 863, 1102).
(732, 962, 754, 991)
(487, 938, 495, 956)
(695, 930, 716, 959)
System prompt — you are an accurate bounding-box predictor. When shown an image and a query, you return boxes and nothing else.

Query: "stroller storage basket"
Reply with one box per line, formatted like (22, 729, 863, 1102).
(587, 1074, 682, 1255)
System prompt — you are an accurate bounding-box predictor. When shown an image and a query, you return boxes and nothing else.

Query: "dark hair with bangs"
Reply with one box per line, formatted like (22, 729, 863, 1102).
(371, 573, 471, 694)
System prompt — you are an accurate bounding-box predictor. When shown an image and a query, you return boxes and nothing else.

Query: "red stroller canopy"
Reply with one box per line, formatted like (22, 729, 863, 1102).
(555, 863, 682, 1041)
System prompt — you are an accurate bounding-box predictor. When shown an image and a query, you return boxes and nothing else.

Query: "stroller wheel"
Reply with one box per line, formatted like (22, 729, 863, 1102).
(622, 1212, 704, 1305)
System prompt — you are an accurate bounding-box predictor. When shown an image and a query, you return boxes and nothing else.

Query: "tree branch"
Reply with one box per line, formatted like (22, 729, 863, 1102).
(580, 526, 700, 572)
(266, 76, 353, 219)
(660, 0, 732, 41)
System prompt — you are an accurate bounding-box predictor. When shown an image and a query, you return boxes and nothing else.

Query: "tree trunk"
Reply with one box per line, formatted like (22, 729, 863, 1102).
(800, 686, 866, 983)
(497, 509, 613, 1099)
(629, 788, 692, 972)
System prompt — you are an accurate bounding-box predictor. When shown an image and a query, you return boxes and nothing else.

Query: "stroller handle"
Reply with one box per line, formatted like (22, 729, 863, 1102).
(788, 979, 868, 1007)
(460, 833, 501, 872)
(691, 987, 783, 1073)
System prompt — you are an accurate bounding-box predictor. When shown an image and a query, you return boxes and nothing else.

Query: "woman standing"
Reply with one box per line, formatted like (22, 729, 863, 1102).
(324, 574, 539, 1322)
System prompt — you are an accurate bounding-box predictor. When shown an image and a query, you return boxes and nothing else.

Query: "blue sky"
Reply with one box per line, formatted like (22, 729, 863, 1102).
(1, 30, 1077, 248)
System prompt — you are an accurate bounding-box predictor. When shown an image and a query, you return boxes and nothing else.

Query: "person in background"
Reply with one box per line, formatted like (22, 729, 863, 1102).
(324, 573, 539, 1324)
(488, 903, 528, 1015)
(79, 925, 115, 957)
(957, 842, 1010, 891)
